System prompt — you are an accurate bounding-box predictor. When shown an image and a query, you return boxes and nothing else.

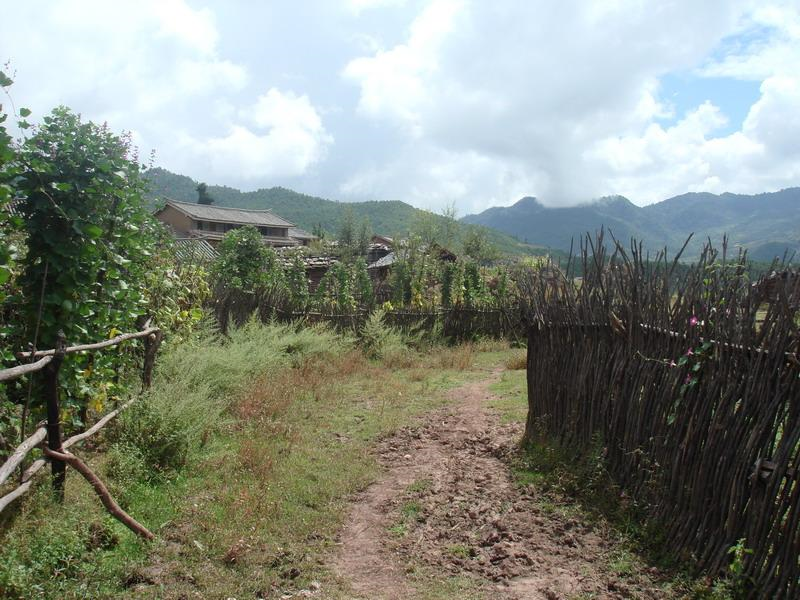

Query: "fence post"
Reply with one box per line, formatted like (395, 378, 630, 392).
(44, 331, 67, 501)
(141, 329, 163, 391)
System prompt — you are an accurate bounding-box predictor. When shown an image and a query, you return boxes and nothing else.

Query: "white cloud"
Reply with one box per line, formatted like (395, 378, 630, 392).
(3, 0, 247, 119)
(347, 0, 409, 15)
(183, 88, 333, 180)
(0, 0, 337, 186)
(340, 144, 545, 214)
(585, 4, 800, 204)
(743, 76, 800, 158)
(343, 0, 465, 134)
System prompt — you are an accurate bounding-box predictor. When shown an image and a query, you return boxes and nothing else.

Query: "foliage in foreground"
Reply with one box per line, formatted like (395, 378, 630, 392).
(0, 79, 209, 453)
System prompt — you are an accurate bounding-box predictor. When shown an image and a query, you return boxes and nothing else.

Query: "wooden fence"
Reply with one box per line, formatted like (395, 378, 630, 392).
(519, 234, 799, 598)
(0, 326, 163, 539)
(213, 286, 519, 341)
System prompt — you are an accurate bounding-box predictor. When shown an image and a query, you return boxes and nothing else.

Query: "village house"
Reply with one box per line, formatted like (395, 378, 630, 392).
(154, 199, 316, 247)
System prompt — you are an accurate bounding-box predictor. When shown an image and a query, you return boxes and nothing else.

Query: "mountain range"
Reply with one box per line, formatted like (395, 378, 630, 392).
(462, 189, 800, 262)
(146, 168, 799, 262)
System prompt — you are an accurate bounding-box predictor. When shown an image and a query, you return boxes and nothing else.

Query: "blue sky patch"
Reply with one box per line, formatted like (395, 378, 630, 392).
(657, 72, 762, 136)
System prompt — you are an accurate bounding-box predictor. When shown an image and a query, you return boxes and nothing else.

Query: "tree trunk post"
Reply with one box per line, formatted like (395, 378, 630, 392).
(141, 329, 163, 391)
(44, 331, 67, 501)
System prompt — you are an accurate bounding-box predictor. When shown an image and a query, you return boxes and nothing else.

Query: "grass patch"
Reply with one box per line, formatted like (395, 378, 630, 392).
(503, 349, 527, 370)
(446, 544, 475, 560)
(401, 501, 424, 522)
(487, 368, 527, 424)
(410, 571, 485, 600)
(388, 523, 409, 538)
(407, 478, 433, 494)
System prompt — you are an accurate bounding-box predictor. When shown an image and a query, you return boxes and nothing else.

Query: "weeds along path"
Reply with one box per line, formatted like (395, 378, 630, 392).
(332, 368, 669, 600)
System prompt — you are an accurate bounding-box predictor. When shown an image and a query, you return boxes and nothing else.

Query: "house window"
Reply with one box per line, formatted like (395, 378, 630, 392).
(259, 227, 287, 237)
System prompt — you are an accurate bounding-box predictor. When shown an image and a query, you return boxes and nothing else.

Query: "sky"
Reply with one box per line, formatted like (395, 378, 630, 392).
(1, 0, 799, 214)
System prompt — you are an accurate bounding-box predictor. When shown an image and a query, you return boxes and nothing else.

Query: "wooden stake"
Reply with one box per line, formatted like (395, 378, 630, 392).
(141, 329, 163, 391)
(44, 331, 66, 501)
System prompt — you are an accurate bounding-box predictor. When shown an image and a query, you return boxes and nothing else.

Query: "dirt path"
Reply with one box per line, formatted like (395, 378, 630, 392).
(332, 368, 671, 600)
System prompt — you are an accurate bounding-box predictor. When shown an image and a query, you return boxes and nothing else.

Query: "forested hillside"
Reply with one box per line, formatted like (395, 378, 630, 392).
(144, 168, 553, 258)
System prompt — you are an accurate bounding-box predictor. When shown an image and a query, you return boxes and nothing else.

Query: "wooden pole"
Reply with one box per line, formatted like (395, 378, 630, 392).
(43, 447, 154, 540)
(0, 426, 46, 487)
(18, 326, 159, 359)
(141, 329, 163, 391)
(0, 396, 138, 515)
(0, 355, 53, 382)
(44, 331, 67, 501)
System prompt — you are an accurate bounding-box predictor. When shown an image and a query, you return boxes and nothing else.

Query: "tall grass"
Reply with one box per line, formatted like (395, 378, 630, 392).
(0, 319, 351, 599)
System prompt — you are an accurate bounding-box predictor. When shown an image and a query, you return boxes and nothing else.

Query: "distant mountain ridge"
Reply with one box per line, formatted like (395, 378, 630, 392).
(146, 168, 799, 261)
(143, 168, 550, 258)
(462, 188, 800, 261)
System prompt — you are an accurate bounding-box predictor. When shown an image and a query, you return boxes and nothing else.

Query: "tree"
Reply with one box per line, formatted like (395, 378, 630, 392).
(286, 254, 309, 310)
(439, 203, 458, 249)
(212, 226, 278, 292)
(461, 225, 499, 264)
(12, 106, 154, 427)
(352, 257, 374, 307)
(197, 182, 214, 205)
(441, 262, 455, 308)
(356, 217, 372, 256)
(313, 262, 355, 312)
(16, 107, 152, 349)
(411, 209, 438, 246)
(0, 71, 26, 364)
(337, 206, 356, 253)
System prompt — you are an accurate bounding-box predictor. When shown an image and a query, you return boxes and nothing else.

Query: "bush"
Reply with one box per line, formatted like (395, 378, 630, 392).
(108, 396, 190, 479)
(359, 309, 406, 360)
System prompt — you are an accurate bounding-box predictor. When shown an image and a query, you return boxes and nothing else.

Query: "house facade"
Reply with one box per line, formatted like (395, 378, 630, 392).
(155, 200, 316, 247)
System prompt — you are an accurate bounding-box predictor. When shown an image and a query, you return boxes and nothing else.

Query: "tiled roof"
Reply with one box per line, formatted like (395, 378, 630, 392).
(174, 238, 219, 262)
(276, 249, 338, 269)
(368, 252, 396, 269)
(289, 227, 316, 240)
(160, 199, 295, 228)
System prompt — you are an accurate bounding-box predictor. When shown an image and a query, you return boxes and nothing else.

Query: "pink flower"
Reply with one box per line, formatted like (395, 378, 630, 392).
(669, 360, 677, 368)
(685, 348, 694, 356)
(689, 316, 699, 327)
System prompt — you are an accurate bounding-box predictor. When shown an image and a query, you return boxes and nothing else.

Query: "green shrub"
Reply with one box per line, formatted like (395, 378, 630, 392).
(360, 309, 406, 359)
(108, 396, 190, 478)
